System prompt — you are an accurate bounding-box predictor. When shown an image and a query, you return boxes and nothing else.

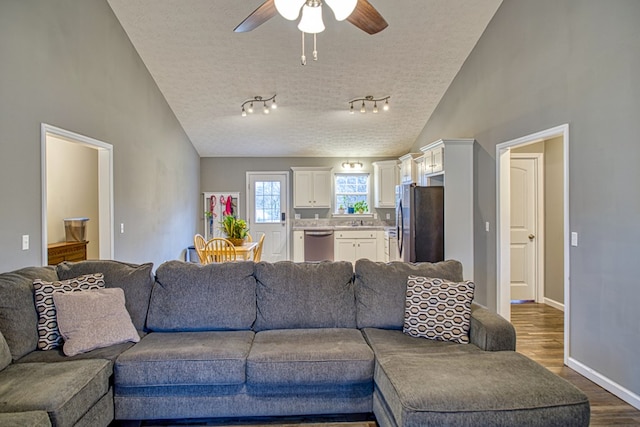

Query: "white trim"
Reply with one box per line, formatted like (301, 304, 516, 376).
(510, 153, 545, 304)
(568, 357, 640, 410)
(496, 124, 569, 365)
(543, 297, 565, 312)
(41, 124, 114, 264)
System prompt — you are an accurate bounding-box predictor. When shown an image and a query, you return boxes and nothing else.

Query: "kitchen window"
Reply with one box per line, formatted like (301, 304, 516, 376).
(334, 173, 370, 213)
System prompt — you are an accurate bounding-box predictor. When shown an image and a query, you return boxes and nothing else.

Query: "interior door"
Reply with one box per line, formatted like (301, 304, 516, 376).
(247, 172, 289, 262)
(510, 157, 538, 301)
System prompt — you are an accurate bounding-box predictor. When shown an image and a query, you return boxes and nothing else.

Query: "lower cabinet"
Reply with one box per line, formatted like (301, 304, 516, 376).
(293, 231, 304, 262)
(334, 230, 378, 263)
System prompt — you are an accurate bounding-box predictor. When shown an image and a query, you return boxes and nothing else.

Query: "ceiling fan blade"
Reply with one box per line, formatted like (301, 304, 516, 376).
(346, 0, 388, 35)
(234, 0, 278, 33)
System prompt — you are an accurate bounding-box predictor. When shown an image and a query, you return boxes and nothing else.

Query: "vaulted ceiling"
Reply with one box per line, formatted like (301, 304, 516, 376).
(107, 0, 502, 157)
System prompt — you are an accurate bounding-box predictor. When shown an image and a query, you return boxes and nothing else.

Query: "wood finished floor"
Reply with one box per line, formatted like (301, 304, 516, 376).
(512, 302, 640, 426)
(130, 303, 640, 427)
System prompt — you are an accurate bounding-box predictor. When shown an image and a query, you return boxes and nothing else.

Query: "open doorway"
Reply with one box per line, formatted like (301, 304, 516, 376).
(496, 124, 569, 364)
(41, 124, 114, 264)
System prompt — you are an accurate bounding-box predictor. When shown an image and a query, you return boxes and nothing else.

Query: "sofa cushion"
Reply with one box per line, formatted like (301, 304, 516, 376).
(247, 328, 374, 387)
(53, 288, 140, 356)
(254, 261, 356, 331)
(115, 331, 254, 387)
(373, 350, 590, 427)
(56, 260, 154, 331)
(0, 411, 52, 427)
(0, 330, 11, 371)
(33, 273, 105, 350)
(354, 259, 463, 329)
(16, 341, 137, 364)
(0, 266, 58, 360)
(362, 328, 483, 358)
(403, 275, 475, 344)
(147, 261, 256, 331)
(0, 359, 111, 427)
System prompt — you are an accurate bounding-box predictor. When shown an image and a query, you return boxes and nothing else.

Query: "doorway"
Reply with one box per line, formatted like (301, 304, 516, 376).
(496, 124, 569, 364)
(41, 124, 114, 264)
(246, 171, 289, 262)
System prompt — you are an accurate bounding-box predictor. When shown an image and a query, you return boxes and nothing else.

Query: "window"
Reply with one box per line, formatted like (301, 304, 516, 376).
(334, 173, 370, 213)
(254, 180, 281, 223)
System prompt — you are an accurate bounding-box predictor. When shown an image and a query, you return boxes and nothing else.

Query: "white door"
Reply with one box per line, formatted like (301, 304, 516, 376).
(510, 157, 538, 301)
(247, 172, 289, 262)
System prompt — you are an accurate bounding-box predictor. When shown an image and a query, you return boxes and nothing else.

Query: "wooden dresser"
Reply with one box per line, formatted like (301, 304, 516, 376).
(47, 241, 88, 265)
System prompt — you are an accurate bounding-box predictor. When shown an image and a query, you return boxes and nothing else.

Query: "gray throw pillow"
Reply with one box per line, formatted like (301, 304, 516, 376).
(403, 275, 475, 344)
(53, 287, 140, 356)
(0, 330, 11, 371)
(354, 259, 464, 329)
(33, 273, 105, 350)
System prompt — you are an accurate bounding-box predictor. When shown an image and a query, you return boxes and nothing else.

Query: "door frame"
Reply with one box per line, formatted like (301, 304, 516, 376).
(509, 153, 545, 303)
(41, 124, 114, 264)
(245, 171, 290, 261)
(496, 123, 569, 364)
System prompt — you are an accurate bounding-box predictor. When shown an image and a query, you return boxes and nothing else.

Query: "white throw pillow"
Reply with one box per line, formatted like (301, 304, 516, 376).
(53, 288, 140, 356)
(403, 275, 475, 344)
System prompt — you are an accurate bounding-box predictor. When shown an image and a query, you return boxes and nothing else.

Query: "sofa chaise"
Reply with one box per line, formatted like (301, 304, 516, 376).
(0, 258, 590, 426)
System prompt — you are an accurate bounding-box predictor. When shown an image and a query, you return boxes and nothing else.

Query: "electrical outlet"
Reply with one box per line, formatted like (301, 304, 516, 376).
(571, 232, 578, 247)
(485, 222, 490, 232)
(386, 213, 391, 220)
(22, 235, 29, 250)
(294, 214, 301, 220)
(314, 214, 319, 220)
(120, 223, 125, 234)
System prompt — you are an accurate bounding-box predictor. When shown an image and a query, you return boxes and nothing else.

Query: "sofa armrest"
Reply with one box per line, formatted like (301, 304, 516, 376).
(469, 303, 516, 351)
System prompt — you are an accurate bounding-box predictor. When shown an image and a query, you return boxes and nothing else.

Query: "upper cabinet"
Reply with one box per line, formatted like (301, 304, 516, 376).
(398, 153, 422, 184)
(372, 160, 398, 208)
(292, 167, 332, 208)
(421, 145, 444, 176)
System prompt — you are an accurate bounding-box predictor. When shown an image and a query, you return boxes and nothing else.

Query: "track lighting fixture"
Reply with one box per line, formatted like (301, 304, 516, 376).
(349, 96, 390, 115)
(241, 95, 277, 117)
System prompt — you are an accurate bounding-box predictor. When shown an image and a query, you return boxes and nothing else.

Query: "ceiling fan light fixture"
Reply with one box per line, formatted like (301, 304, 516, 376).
(274, 0, 306, 20)
(298, 4, 325, 34)
(325, 0, 357, 21)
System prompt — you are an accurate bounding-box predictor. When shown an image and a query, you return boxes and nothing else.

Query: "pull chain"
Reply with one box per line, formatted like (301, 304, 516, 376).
(313, 33, 318, 61)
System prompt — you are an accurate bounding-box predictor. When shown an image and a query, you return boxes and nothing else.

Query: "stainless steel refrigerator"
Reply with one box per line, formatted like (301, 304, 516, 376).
(396, 183, 444, 262)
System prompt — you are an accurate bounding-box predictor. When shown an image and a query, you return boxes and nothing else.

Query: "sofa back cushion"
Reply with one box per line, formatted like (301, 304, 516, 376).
(0, 330, 11, 371)
(354, 259, 463, 329)
(57, 260, 154, 331)
(0, 266, 58, 360)
(254, 261, 356, 331)
(147, 261, 256, 331)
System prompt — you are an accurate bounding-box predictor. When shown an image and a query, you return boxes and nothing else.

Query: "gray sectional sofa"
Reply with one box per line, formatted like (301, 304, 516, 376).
(0, 258, 590, 426)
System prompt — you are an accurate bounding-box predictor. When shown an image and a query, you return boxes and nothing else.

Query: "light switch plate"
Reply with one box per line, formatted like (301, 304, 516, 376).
(22, 235, 29, 250)
(571, 232, 578, 247)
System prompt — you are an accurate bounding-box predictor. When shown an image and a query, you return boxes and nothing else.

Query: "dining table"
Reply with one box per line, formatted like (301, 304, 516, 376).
(233, 241, 259, 261)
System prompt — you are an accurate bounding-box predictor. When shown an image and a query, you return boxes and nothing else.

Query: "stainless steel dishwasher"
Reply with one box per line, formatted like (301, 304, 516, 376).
(304, 230, 334, 261)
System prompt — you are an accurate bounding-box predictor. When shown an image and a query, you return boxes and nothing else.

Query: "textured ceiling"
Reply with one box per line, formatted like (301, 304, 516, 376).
(107, 0, 502, 157)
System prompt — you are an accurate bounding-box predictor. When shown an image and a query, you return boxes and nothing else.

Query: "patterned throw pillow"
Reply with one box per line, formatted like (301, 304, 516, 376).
(33, 273, 105, 350)
(403, 275, 475, 344)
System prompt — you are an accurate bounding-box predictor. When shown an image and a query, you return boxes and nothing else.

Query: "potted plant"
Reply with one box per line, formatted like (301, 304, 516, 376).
(353, 200, 368, 214)
(220, 215, 249, 245)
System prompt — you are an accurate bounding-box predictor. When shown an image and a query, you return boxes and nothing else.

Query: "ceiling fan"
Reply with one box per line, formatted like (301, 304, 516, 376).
(234, 0, 388, 35)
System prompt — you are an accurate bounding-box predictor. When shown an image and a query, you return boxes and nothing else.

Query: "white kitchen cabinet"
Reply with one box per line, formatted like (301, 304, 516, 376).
(291, 167, 332, 208)
(398, 153, 422, 184)
(373, 160, 398, 208)
(334, 230, 378, 263)
(419, 139, 474, 279)
(292, 230, 304, 262)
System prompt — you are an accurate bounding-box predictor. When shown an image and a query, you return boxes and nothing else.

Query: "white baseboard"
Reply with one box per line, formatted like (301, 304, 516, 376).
(543, 297, 564, 311)
(567, 357, 640, 410)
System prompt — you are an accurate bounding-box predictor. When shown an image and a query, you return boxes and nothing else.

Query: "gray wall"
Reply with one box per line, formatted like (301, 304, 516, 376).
(0, 0, 200, 270)
(413, 0, 640, 399)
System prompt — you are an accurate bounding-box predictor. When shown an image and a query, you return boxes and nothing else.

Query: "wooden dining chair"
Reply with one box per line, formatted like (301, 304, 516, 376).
(193, 234, 207, 264)
(202, 237, 237, 264)
(245, 233, 253, 242)
(253, 233, 266, 262)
